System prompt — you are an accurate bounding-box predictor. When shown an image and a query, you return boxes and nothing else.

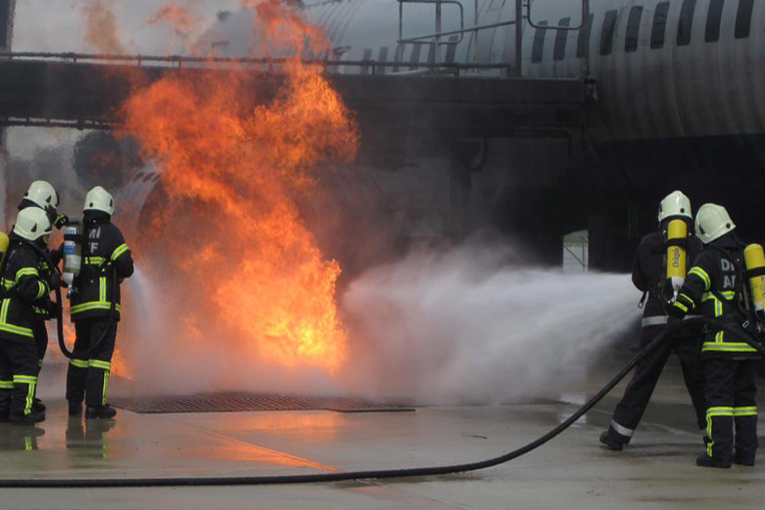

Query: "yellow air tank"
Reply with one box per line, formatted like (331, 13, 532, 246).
(666, 219, 688, 295)
(744, 244, 765, 319)
(0, 232, 8, 267)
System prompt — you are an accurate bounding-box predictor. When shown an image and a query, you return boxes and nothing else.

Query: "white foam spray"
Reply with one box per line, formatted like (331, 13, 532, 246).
(106, 239, 639, 403)
(340, 241, 641, 404)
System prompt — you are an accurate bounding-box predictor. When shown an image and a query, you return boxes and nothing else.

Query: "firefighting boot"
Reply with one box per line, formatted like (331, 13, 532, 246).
(0, 401, 9, 423)
(696, 453, 732, 469)
(10, 411, 46, 426)
(733, 453, 755, 467)
(85, 404, 117, 420)
(32, 398, 45, 413)
(68, 401, 83, 417)
(599, 430, 627, 451)
(0, 389, 10, 422)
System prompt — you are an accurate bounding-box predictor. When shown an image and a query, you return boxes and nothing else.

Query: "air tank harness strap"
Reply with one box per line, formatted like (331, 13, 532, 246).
(664, 238, 688, 249)
(746, 266, 765, 279)
(63, 232, 85, 244)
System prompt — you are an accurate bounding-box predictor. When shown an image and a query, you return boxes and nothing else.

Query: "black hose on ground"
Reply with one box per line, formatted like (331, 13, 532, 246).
(0, 318, 761, 488)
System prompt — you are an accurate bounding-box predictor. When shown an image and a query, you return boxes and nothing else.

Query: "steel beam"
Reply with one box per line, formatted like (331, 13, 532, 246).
(0, 59, 590, 138)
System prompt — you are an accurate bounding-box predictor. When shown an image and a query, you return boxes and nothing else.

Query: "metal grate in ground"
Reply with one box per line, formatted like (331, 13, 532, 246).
(110, 392, 416, 414)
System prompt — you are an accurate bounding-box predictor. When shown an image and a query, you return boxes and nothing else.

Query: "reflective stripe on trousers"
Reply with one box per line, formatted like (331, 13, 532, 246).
(610, 419, 634, 438)
(13, 374, 37, 416)
(706, 406, 734, 457)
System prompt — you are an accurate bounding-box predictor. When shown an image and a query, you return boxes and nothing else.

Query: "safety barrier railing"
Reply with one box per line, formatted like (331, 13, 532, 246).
(0, 52, 512, 77)
(397, 0, 591, 77)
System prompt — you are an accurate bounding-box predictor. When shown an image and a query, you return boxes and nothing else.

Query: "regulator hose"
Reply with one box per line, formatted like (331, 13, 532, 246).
(0, 318, 762, 488)
(56, 257, 118, 360)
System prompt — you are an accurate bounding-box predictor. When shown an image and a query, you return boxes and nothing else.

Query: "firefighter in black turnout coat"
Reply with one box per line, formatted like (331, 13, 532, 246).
(66, 186, 134, 420)
(669, 204, 760, 468)
(16, 180, 69, 415)
(0, 208, 58, 425)
(600, 191, 707, 450)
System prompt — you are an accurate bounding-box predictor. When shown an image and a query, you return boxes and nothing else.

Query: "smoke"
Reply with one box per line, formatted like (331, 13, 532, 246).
(82, 1, 126, 54)
(146, 2, 205, 38)
(3, 140, 86, 225)
(340, 240, 640, 404)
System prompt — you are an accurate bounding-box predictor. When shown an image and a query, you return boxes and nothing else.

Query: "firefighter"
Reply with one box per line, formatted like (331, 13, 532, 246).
(16, 180, 68, 415)
(669, 204, 760, 468)
(18, 180, 69, 231)
(0, 208, 58, 425)
(66, 186, 133, 420)
(599, 191, 707, 450)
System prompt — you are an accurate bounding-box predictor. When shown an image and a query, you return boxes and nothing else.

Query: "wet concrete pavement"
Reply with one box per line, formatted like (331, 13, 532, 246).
(0, 356, 763, 509)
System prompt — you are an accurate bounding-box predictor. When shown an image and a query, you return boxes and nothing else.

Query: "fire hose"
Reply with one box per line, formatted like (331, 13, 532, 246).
(0, 318, 762, 488)
(49, 223, 119, 360)
(54, 264, 118, 360)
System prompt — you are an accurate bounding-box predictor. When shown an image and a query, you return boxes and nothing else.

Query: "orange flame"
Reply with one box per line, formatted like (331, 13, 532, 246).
(82, 1, 126, 54)
(146, 2, 205, 39)
(117, 1, 358, 377)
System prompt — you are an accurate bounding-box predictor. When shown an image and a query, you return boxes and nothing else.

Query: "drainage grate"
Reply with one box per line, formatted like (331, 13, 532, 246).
(110, 392, 416, 414)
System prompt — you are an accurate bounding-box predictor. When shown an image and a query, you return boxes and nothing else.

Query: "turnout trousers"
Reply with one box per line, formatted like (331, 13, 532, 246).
(703, 358, 758, 464)
(0, 337, 40, 420)
(608, 324, 706, 443)
(32, 320, 47, 374)
(65, 319, 117, 408)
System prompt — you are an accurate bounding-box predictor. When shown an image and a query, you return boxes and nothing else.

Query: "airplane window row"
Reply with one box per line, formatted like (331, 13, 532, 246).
(358, 35, 459, 75)
(535, 0, 757, 63)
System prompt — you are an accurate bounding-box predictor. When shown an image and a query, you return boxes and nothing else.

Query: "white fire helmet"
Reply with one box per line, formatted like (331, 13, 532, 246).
(24, 181, 59, 211)
(695, 203, 736, 245)
(13, 207, 53, 243)
(658, 190, 692, 223)
(84, 186, 115, 216)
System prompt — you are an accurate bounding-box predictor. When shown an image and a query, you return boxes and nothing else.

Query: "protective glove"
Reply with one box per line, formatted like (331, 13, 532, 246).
(47, 299, 60, 317)
(663, 278, 677, 303)
(667, 302, 685, 327)
(47, 272, 61, 292)
(54, 214, 69, 230)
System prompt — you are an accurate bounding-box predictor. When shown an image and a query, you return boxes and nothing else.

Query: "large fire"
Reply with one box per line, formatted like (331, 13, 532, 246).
(116, 1, 359, 378)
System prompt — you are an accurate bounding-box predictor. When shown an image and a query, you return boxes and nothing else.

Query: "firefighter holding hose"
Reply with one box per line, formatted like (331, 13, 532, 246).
(599, 191, 707, 451)
(15, 180, 69, 416)
(66, 186, 134, 420)
(0, 208, 59, 425)
(668, 204, 761, 468)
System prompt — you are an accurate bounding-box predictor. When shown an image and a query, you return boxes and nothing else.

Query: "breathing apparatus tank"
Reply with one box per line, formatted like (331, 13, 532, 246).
(62, 221, 83, 296)
(744, 244, 765, 322)
(0, 232, 8, 268)
(665, 219, 688, 298)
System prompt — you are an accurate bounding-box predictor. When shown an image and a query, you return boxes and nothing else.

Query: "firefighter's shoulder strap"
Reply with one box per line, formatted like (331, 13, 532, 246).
(642, 237, 667, 304)
(707, 245, 755, 323)
(0, 240, 40, 299)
